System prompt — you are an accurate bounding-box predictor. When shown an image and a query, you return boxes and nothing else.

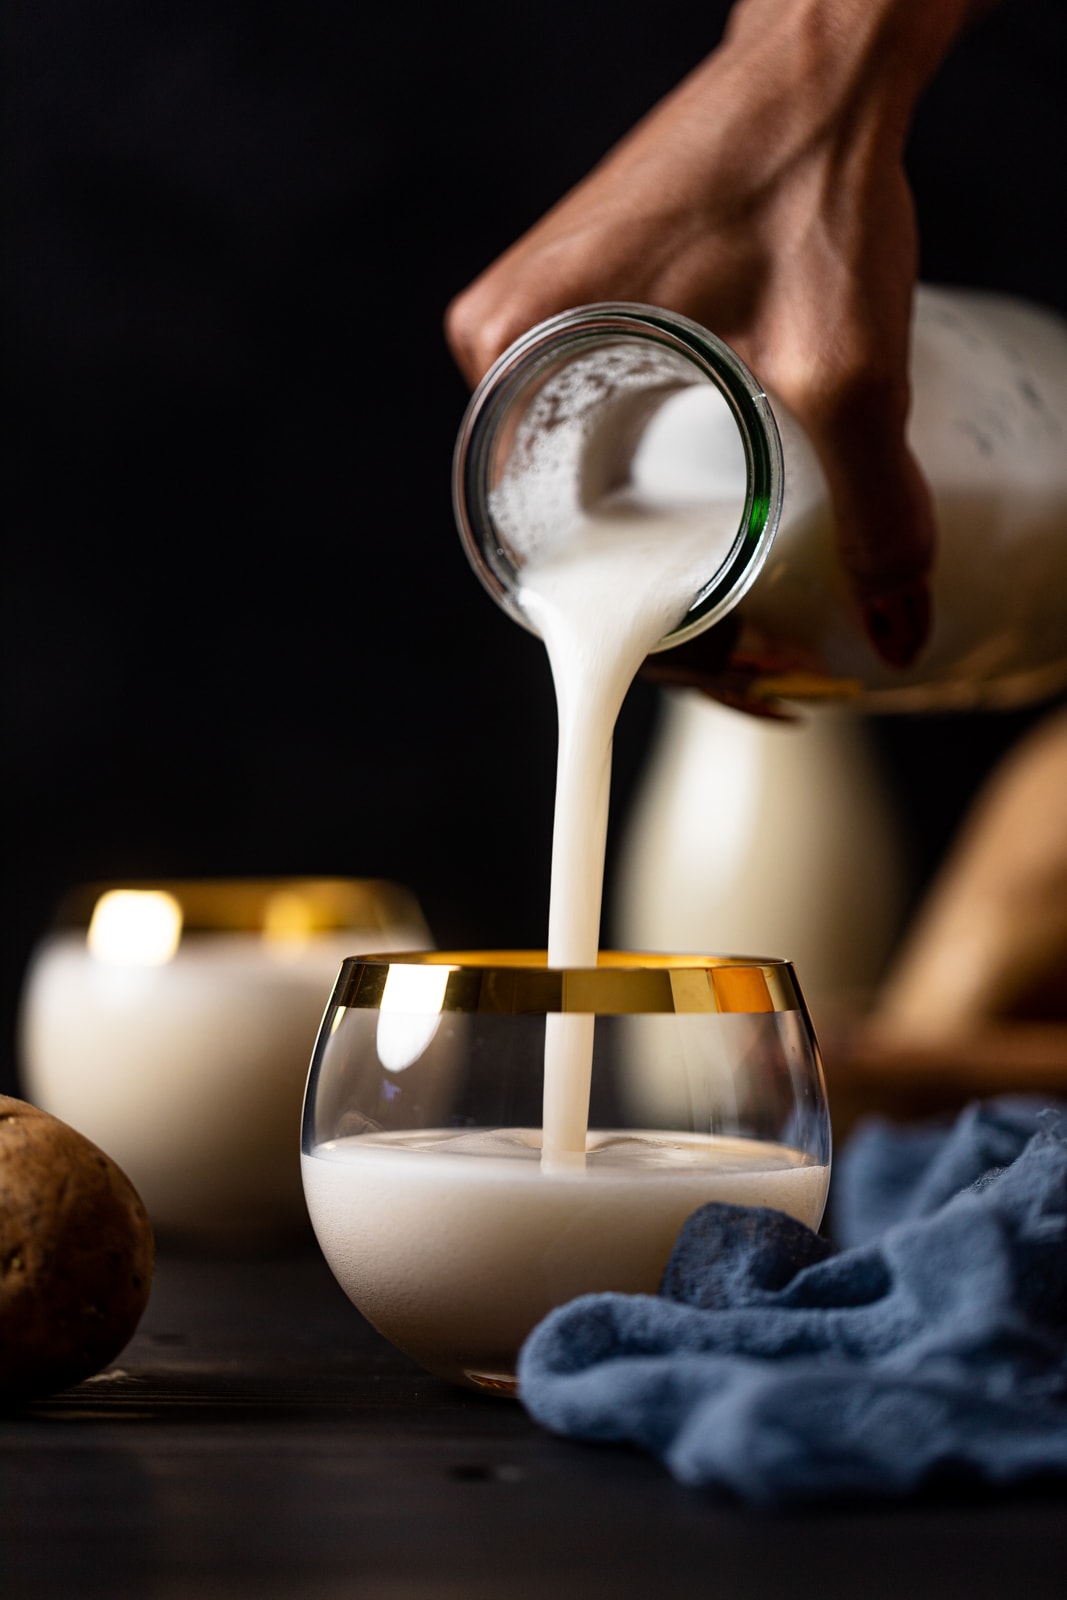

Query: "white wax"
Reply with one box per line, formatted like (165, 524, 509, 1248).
(19, 927, 424, 1246)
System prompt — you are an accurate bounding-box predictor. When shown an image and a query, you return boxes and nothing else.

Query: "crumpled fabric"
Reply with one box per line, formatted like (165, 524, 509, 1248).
(517, 1099, 1067, 1503)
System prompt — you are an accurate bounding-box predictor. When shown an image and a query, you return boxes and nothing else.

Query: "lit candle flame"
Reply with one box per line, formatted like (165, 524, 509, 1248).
(87, 890, 183, 966)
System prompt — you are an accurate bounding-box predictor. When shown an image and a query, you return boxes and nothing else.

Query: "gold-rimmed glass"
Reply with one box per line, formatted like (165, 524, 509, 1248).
(301, 950, 830, 1393)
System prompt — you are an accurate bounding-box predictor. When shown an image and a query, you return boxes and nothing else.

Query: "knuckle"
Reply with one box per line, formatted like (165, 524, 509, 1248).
(445, 291, 529, 387)
(443, 292, 484, 374)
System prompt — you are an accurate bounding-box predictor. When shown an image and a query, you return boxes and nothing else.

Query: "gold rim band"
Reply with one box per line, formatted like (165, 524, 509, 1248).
(331, 951, 803, 1016)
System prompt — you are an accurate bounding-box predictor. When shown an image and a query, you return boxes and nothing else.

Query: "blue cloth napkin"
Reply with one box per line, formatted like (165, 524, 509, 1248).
(517, 1099, 1067, 1503)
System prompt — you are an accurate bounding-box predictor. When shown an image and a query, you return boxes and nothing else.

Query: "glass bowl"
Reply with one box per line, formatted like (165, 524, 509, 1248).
(301, 951, 830, 1394)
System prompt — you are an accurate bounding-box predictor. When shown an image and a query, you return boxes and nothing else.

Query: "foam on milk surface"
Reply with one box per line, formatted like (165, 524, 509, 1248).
(311, 1125, 815, 1171)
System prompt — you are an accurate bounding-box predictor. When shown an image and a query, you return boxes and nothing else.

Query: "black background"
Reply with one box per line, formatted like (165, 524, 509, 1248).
(5, 0, 1065, 1095)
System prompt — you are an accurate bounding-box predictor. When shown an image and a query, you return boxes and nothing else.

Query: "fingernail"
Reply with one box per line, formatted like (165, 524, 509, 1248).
(862, 583, 931, 669)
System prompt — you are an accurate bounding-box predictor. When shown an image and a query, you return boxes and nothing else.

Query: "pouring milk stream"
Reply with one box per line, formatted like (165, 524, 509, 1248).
(507, 436, 746, 1159)
(454, 293, 1067, 1162)
(298, 290, 1067, 1387)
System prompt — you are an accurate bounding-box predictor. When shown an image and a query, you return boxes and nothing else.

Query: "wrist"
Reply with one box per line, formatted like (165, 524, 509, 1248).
(719, 0, 989, 147)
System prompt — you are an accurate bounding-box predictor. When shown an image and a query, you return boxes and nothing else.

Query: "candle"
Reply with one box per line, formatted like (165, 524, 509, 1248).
(18, 879, 430, 1249)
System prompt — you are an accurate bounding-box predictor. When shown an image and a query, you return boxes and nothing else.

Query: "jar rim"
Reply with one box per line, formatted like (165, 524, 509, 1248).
(452, 301, 784, 649)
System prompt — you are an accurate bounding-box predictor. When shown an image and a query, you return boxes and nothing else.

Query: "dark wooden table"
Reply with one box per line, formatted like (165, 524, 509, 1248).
(4, 1241, 1065, 1599)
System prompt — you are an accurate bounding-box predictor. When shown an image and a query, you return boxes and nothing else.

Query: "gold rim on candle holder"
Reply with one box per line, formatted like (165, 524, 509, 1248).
(51, 878, 428, 937)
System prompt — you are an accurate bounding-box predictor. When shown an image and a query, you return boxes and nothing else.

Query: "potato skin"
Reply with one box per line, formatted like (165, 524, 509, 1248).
(1, 1095, 154, 1406)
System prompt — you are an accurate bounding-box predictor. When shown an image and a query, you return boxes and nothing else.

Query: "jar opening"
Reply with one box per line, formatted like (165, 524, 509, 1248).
(453, 303, 783, 649)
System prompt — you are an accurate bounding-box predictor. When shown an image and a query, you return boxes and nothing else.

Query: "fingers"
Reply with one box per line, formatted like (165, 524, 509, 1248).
(443, 197, 666, 387)
(445, 279, 532, 389)
(442, 80, 722, 387)
(802, 376, 936, 669)
(446, 247, 603, 387)
(762, 237, 936, 669)
(443, 31, 940, 675)
(443, 201, 621, 386)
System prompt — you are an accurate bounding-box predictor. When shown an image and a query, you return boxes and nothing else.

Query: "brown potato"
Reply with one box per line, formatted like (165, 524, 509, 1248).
(1, 1095, 153, 1406)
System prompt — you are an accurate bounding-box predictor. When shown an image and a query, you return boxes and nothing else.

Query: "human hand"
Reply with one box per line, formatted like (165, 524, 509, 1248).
(446, 0, 987, 670)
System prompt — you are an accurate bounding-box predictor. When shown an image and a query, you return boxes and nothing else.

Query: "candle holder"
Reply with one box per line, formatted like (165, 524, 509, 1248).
(18, 878, 430, 1249)
(301, 950, 830, 1393)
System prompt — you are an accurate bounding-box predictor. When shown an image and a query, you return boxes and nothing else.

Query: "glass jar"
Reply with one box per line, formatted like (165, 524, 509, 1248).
(453, 291, 1067, 713)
